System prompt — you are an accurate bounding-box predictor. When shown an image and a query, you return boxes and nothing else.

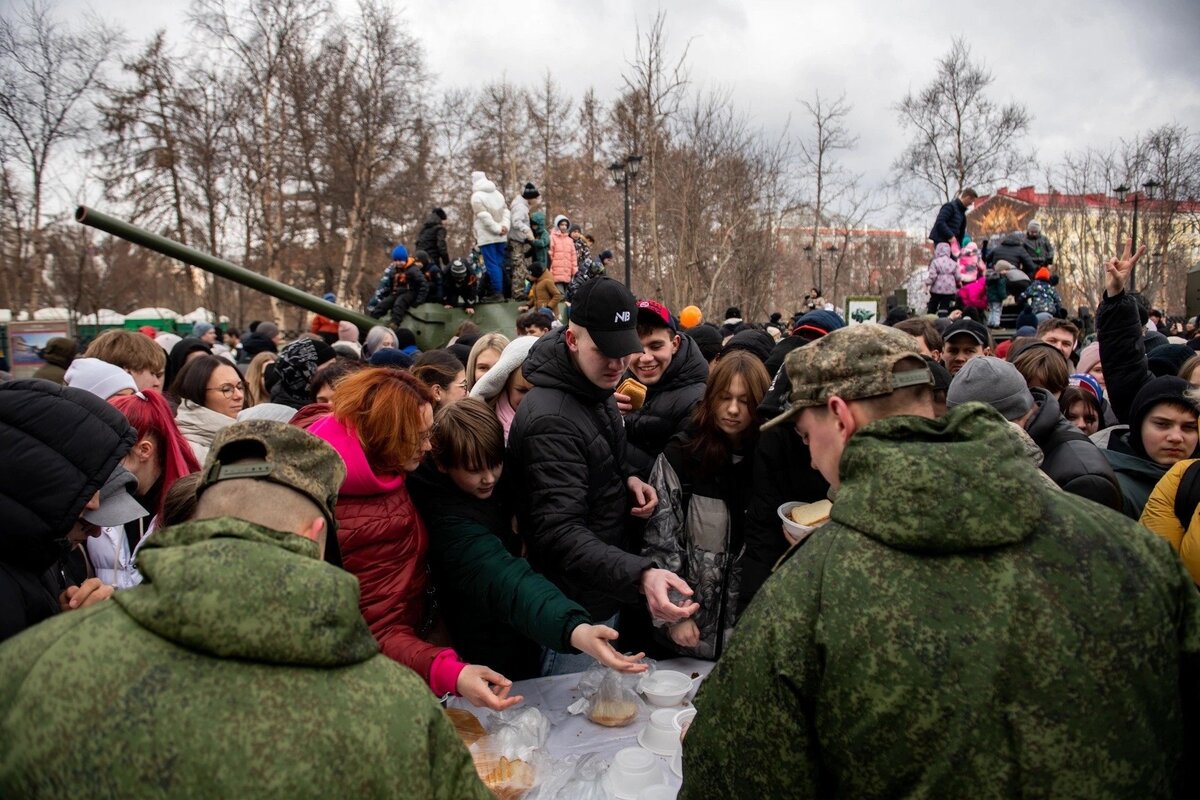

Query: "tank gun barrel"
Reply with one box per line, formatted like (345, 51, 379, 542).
(74, 206, 380, 332)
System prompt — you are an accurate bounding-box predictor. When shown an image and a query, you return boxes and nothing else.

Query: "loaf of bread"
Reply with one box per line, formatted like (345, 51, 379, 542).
(617, 378, 648, 410)
(445, 708, 487, 746)
(477, 756, 535, 800)
(789, 499, 832, 527)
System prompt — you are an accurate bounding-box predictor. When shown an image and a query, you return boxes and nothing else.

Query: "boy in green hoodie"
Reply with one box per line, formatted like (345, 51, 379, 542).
(409, 398, 646, 679)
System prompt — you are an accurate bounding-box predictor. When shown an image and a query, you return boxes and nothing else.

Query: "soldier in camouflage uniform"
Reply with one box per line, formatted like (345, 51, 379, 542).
(0, 421, 492, 800)
(680, 324, 1200, 800)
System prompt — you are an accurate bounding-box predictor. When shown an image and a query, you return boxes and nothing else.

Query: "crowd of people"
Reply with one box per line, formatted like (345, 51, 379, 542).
(1, 222, 1198, 797)
(363, 176, 614, 329)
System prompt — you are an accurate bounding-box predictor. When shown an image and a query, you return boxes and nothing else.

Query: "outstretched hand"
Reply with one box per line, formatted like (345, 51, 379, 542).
(640, 568, 699, 623)
(1104, 239, 1147, 298)
(569, 624, 648, 673)
(457, 664, 523, 711)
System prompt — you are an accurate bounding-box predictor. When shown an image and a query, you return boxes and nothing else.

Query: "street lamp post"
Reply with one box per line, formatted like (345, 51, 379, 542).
(803, 242, 840, 297)
(609, 155, 642, 288)
(1114, 179, 1161, 292)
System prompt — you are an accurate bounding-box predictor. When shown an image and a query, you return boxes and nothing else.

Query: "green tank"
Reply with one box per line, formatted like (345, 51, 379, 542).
(74, 206, 524, 351)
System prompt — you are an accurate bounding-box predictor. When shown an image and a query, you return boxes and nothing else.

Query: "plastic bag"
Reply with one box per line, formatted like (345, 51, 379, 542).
(469, 707, 550, 800)
(525, 752, 609, 800)
(567, 663, 652, 728)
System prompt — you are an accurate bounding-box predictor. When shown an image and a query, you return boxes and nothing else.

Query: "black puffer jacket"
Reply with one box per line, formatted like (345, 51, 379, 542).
(506, 327, 652, 620)
(624, 335, 709, 478)
(985, 234, 1037, 275)
(928, 197, 967, 245)
(1025, 388, 1122, 510)
(1096, 290, 1155, 425)
(415, 212, 450, 267)
(0, 380, 137, 643)
(737, 365, 830, 614)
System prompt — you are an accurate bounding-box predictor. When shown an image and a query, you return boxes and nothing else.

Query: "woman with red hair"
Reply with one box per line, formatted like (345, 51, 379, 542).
(89, 390, 201, 588)
(303, 367, 521, 710)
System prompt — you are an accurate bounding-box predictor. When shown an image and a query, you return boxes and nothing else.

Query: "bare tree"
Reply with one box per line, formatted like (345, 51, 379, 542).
(893, 38, 1035, 207)
(617, 10, 690, 290)
(798, 90, 858, 292)
(525, 70, 573, 212)
(0, 0, 120, 309)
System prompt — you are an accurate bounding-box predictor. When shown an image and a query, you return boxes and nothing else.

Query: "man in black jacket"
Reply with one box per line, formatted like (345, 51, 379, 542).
(0, 381, 139, 643)
(986, 233, 1038, 276)
(929, 188, 978, 246)
(415, 207, 450, 267)
(617, 299, 709, 478)
(507, 278, 697, 675)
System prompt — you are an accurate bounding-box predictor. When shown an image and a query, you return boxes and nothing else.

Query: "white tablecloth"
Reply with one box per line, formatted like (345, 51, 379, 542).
(449, 657, 715, 797)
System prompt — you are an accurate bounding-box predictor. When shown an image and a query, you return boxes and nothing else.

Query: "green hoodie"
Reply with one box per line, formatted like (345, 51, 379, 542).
(681, 404, 1200, 800)
(0, 518, 492, 800)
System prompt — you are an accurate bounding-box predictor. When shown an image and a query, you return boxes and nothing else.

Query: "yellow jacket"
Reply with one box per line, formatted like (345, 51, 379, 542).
(1139, 458, 1200, 583)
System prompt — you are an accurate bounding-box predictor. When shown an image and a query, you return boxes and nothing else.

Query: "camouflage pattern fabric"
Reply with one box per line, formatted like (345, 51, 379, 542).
(680, 403, 1200, 799)
(0, 518, 492, 800)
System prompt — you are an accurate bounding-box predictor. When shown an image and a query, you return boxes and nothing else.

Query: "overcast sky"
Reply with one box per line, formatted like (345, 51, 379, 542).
(46, 0, 1200, 224)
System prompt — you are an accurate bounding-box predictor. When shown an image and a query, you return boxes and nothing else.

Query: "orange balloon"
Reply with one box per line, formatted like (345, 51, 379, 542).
(679, 305, 703, 329)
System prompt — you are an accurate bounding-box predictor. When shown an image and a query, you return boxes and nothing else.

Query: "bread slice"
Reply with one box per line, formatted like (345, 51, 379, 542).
(617, 378, 648, 410)
(790, 499, 832, 527)
(588, 697, 638, 727)
(445, 708, 487, 746)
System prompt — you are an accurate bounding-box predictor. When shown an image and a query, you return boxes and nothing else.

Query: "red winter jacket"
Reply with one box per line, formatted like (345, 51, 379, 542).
(304, 413, 466, 696)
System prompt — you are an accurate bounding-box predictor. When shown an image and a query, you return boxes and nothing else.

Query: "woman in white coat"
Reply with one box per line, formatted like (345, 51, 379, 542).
(470, 170, 510, 299)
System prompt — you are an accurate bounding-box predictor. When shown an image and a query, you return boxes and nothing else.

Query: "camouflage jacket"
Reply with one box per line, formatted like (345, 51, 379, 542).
(680, 403, 1200, 800)
(0, 518, 491, 800)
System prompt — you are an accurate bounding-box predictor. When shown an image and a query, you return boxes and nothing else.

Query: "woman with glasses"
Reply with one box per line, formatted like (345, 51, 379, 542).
(302, 367, 520, 712)
(90, 390, 201, 588)
(170, 354, 245, 461)
(411, 350, 468, 409)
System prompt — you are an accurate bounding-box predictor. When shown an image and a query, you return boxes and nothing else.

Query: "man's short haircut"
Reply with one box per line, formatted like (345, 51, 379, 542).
(1012, 346, 1070, 397)
(431, 397, 504, 471)
(194, 474, 323, 533)
(1037, 318, 1080, 344)
(85, 329, 166, 374)
(308, 356, 365, 400)
(636, 317, 673, 337)
(161, 471, 201, 527)
(960, 188, 979, 201)
(894, 318, 943, 353)
(518, 311, 550, 332)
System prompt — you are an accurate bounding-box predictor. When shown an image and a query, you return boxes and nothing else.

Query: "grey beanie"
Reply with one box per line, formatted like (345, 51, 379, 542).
(192, 321, 215, 338)
(946, 356, 1035, 421)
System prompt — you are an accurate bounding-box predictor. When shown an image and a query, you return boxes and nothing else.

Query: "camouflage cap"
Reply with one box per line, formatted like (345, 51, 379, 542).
(197, 420, 346, 533)
(761, 324, 933, 431)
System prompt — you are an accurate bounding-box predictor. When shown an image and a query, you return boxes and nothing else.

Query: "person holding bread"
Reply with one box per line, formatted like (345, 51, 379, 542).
(681, 323, 1200, 799)
(615, 299, 710, 478)
(506, 277, 700, 676)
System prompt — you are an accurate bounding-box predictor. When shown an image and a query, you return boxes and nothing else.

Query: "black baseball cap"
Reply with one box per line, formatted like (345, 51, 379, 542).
(570, 277, 642, 358)
(943, 318, 991, 347)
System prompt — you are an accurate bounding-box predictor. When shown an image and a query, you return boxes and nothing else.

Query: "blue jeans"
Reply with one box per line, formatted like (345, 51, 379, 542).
(540, 612, 619, 676)
(987, 301, 1003, 327)
(480, 242, 506, 295)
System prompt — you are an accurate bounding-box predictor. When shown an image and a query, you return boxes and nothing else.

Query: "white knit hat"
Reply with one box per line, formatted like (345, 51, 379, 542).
(237, 403, 298, 424)
(469, 335, 540, 401)
(64, 357, 138, 400)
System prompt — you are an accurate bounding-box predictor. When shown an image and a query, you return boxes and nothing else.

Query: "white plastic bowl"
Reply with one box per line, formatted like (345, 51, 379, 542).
(777, 501, 823, 542)
(640, 670, 692, 707)
(637, 708, 681, 756)
(605, 747, 665, 800)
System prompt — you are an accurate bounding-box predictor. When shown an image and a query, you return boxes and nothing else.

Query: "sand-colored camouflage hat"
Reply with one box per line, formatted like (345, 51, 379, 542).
(761, 323, 933, 431)
(197, 420, 346, 532)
